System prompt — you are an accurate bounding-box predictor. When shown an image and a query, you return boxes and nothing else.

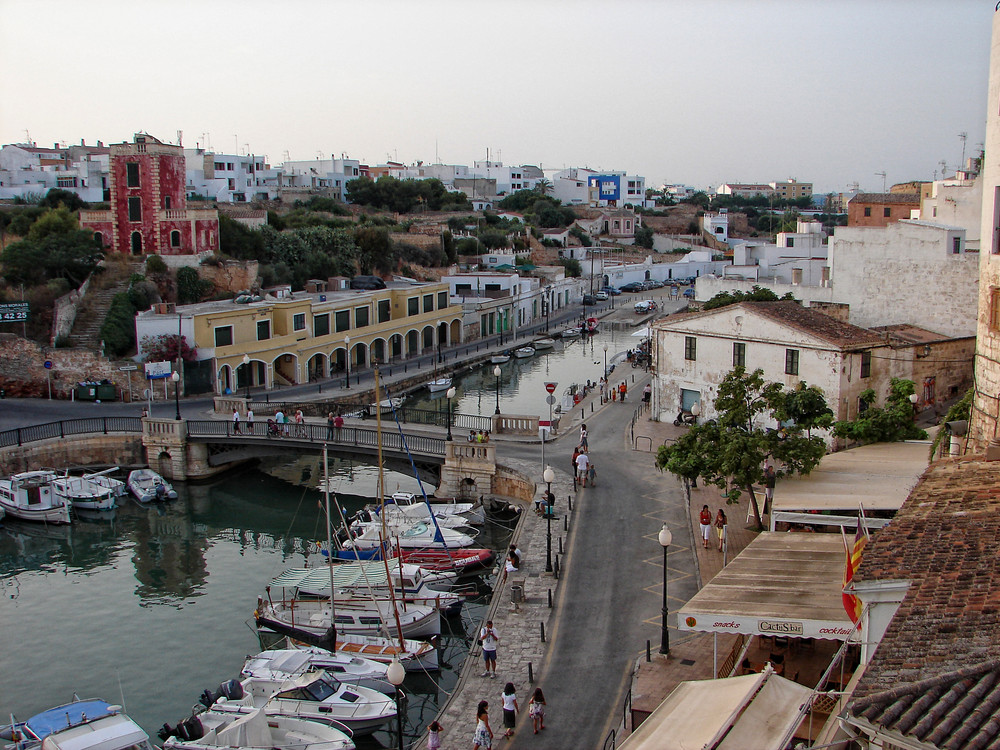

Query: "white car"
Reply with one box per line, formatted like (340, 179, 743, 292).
(634, 300, 657, 313)
(595, 291, 609, 301)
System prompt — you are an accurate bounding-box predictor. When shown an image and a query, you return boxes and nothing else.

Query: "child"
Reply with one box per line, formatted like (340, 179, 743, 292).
(587, 461, 597, 487)
(528, 687, 546, 733)
(426, 720, 442, 750)
(501, 682, 518, 738)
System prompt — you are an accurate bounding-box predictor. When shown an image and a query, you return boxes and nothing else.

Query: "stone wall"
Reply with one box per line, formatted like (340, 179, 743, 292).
(0, 434, 144, 475)
(50, 274, 92, 346)
(0, 333, 139, 399)
(198, 259, 259, 294)
(491, 463, 534, 503)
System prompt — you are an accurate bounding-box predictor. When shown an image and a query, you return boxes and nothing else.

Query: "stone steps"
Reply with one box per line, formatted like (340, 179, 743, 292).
(67, 263, 143, 351)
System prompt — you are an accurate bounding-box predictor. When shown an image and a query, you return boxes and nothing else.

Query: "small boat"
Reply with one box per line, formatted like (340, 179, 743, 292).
(345, 520, 476, 550)
(82, 467, 128, 497)
(372, 397, 403, 413)
(426, 377, 453, 393)
(329, 544, 495, 577)
(533, 337, 556, 350)
(242, 646, 391, 693)
(3, 699, 155, 750)
(0, 470, 72, 525)
(50, 475, 116, 511)
(160, 707, 354, 750)
(490, 352, 511, 364)
(196, 672, 395, 737)
(560, 327, 582, 337)
(127, 469, 178, 503)
(513, 346, 535, 358)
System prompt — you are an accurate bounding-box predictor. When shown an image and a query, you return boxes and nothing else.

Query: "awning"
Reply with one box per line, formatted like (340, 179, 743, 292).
(618, 668, 813, 750)
(269, 562, 390, 590)
(678, 533, 857, 641)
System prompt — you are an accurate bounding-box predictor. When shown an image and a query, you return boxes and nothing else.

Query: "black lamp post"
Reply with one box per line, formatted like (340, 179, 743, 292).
(171, 371, 181, 421)
(658, 523, 673, 654)
(603, 343, 608, 380)
(242, 353, 251, 401)
(386, 658, 405, 750)
(446, 386, 456, 441)
(493, 365, 502, 415)
(344, 335, 351, 390)
(543, 466, 555, 573)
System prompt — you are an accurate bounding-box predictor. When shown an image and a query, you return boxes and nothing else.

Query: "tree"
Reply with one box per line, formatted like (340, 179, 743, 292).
(929, 387, 972, 460)
(558, 257, 582, 277)
(656, 367, 828, 530)
(99, 292, 138, 357)
(1, 208, 103, 287)
(833, 378, 928, 445)
(634, 225, 654, 249)
(442, 230, 457, 265)
(176, 266, 213, 304)
(139, 333, 198, 362)
(39, 188, 85, 212)
(702, 286, 796, 310)
(774, 381, 834, 437)
(534, 179, 553, 196)
(219, 213, 266, 260)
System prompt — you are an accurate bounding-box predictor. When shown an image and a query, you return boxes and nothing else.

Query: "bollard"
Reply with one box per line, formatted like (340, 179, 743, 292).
(528, 662, 534, 683)
(591, 402, 594, 413)
(404, 364, 407, 373)
(564, 516, 568, 532)
(547, 589, 552, 608)
(559, 537, 563, 554)
(318, 383, 322, 394)
(540, 622, 546, 643)
(646, 640, 651, 662)
(554, 556, 560, 579)
(568, 497, 573, 511)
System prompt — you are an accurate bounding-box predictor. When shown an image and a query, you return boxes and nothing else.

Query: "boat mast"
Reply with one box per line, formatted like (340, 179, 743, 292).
(323, 443, 337, 648)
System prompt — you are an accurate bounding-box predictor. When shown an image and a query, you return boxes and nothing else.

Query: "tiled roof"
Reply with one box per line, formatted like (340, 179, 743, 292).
(850, 192, 920, 204)
(870, 324, 961, 345)
(851, 457, 1000, 700)
(741, 301, 885, 348)
(847, 658, 1000, 750)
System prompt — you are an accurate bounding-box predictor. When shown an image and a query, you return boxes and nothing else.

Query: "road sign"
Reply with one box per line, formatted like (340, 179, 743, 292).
(0, 302, 29, 322)
(545, 395, 556, 406)
(119, 365, 138, 371)
(43, 360, 52, 369)
(544, 381, 558, 394)
(145, 361, 172, 380)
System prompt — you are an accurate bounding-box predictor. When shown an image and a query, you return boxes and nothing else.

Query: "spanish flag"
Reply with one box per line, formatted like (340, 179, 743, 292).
(842, 517, 867, 624)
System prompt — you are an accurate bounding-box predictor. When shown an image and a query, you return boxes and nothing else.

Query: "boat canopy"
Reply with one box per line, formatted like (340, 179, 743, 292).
(269, 562, 392, 590)
(27, 701, 115, 739)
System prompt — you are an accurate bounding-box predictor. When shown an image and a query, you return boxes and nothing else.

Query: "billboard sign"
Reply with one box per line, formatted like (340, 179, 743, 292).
(0, 302, 29, 322)
(145, 361, 173, 380)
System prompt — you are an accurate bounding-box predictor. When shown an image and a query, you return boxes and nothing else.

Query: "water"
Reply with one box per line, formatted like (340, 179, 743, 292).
(0, 459, 515, 749)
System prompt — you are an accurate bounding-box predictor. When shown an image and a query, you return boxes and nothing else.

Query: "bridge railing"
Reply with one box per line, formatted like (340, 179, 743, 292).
(0, 417, 143, 448)
(185, 420, 447, 456)
(248, 400, 494, 432)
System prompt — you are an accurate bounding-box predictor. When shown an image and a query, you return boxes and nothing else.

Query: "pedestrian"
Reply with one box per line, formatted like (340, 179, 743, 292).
(275, 410, 285, 437)
(295, 409, 305, 437)
(505, 550, 519, 575)
(232, 408, 241, 434)
(509, 543, 523, 562)
(333, 413, 344, 437)
(643, 384, 652, 403)
(580, 423, 589, 450)
(427, 720, 443, 750)
(528, 688, 546, 733)
(575, 450, 590, 487)
(571, 446, 581, 479)
(764, 464, 776, 513)
(246, 407, 254, 434)
(501, 682, 518, 738)
(473, 701, 493, 750)
(469, 429, 477, 443)
(619, 382, 627, 402)
(141, 407, 149, 418)
(479, 620, 499, 678)
(483, 430, 491, 443)
(715, 508, 728, 551)
(327, 412, 336, 440)
(699, 505, 712, 549)
(587, 461, 597, 487)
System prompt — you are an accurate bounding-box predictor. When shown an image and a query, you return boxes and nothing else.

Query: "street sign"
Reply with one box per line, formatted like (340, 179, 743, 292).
(145, 361, 172, 380)
(0, 302, 29, 322)
(544, 381, 558, 394)
(545, 395, 556, 406)
(119, 365, 138, 371)
(43, 361, 52, 369)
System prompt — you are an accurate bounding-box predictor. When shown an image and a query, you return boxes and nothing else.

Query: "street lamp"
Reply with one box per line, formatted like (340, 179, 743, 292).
(690, 401, 701, 423)
(170, 371, 181, 421)
(543, 465, 555, 573)
(386, 658, 405, 750)
(493, 365, 502, 415)
(242, 353, 251, 401)
(603, 343, 609, 380)
(658, 523, 673, 655)
(446, 386, 456, 441)
(344, 335, 351, 390)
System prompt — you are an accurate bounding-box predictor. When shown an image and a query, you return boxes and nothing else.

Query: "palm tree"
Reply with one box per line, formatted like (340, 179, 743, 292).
(534, 179, 552, 196)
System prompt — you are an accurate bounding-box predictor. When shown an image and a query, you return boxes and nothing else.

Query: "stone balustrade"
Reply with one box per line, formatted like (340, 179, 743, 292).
(491, 413, 539, 436)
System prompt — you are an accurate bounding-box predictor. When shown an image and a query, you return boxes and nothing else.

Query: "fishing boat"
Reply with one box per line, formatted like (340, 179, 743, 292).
(196, 672, 394, 737)
(0, 470, 71, 524)
(331, 633, 437, 672)
(50, 475, 116, 511)
(2, 699, 155, 750)
(425, 377, 452, 393)
(344, 519, 476, 550)
(533, 337, 556, 350)
(513, 346, 535, 358)
(82, 468, 127, 498)
(160, 707, 354, 750)
(489, 352, 511, 364)
(328, 544, 495, 577)
(560, 327, 582, 337)
(242, 645, 391, 694)
(127, 468, 177, 503)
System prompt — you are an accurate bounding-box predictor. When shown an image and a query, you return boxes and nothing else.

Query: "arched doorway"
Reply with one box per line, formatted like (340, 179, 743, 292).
(370, 339, 386, 364)
(406, 330, 419, 357)
(157, 450, 173, 479)
(272, 353, 298, 386)
(217, 364, 233, 394)
(331, 347, 347, 373)
(422, 326, 435, 351)
(390, 334, 403, 360)
(307, 353, 327, 382)
(350, 342, 367, 368)
(437, 322, 449, 348)
(449, 319, 461, 345)
(130, 231, 143, 255)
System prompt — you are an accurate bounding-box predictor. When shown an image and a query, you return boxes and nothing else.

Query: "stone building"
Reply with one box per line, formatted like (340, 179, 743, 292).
(847, 193, 920, 228)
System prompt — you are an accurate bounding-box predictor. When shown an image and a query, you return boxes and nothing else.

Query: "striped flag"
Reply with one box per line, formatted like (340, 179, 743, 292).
(842, 517, 867, 624)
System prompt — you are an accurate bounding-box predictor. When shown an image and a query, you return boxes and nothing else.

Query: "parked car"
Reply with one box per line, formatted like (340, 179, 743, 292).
(634, 300, 658, 313)
(582, 294, 598, 305)
(594, 291, 609, 301)
(619, 282, 644, 293)
(647, 280, 665, 289)
(349, 275, 387, 290)
(683, 288, 696, 299)
(601, 286, 622, 296)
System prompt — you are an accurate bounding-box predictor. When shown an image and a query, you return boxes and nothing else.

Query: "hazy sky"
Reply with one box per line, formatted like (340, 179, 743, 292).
(0, 0, 992, 194)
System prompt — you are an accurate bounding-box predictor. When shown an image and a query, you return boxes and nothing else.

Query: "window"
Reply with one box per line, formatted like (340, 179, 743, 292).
(313, 313, 330, 337)
(407, 297, 419, 316)
(335, 310, 350, 332)
(990, 289, 1000, 332)
(861, 350, 872, 378)
(355, 306, 369, 328)
(786, 237, 794, 248)
(256, 320, 270, 341)
(377, 299, 391, 323)
(883, 207, 891, 218)
(93, 231, 103, 246)
(293, 313, 306, 332)
(993, 188, 1000, 254)
(785, 348, 799, 376)
(126, 162, 140, 188)
(214, 326, 233, 347)
(128, 197, 142, 222)
(864, 206, 872, 217)
(438, 291, 448, 309)
(791, 268, 803, 285)
(164, 196, 172, 210)
(684, 336, 697, 361)
(953, 237, 962, 254)
(715, 226, 724, 234)
(423, 294, 434, 313)
(169, 230, 180, 248)
(733, 342, 746, 368)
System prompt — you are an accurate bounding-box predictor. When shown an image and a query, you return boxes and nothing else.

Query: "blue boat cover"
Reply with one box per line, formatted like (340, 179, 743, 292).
(25, 701, 113, 740)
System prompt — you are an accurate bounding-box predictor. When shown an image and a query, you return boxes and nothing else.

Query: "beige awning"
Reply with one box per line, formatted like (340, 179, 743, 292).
(618, 668, 814, 750)
(678, 533, 857, 641)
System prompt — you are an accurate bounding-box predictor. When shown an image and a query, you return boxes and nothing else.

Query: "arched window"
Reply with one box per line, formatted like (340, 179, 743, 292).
(170, 230, 181, 248)
(93, 231, 103, 246)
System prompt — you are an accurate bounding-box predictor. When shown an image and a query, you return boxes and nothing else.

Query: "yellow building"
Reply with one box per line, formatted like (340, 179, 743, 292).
(136, 282, 462, 394)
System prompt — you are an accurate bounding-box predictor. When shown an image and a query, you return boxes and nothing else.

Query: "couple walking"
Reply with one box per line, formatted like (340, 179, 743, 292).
(572, 425, 597, 488)
(699, 505, 728, 551)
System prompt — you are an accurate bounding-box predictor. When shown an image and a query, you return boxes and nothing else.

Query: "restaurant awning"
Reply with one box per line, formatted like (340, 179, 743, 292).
(618, 667, 814, 750)
(678, 533, 858, 641)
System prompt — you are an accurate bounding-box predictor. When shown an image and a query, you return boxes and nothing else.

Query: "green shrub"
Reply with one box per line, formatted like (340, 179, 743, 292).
(99, 292, 138, 357)
(145, 255, 168, 274)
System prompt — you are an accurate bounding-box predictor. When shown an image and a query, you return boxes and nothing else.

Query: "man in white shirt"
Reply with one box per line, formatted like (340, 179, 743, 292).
(479, 620, 499, 678)
(575, 451, 590, 487)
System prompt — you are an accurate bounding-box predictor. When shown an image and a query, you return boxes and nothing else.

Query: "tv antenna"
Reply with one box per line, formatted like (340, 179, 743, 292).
(959, 131, 968, 167)
(875, 171, 887, 192)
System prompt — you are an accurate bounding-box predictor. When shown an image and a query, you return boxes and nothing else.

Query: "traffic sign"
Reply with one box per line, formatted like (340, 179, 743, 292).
(119, 365, 138, 371)
(544, 381, 558, 394)
(545, 395, 556, 406)
(43, 361, 52, 369)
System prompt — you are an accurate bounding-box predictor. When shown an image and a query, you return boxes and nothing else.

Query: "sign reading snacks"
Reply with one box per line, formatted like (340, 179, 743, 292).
(0, 302, 29, 322)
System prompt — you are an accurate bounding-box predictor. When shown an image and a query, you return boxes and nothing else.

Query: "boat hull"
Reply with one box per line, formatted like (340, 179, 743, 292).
(257, 597, 441, 639)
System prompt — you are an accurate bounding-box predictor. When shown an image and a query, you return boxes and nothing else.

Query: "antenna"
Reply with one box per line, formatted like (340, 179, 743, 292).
(939, 160, 948, 179)
(875, 171, 886, 192)
(959, 131, 968, 167)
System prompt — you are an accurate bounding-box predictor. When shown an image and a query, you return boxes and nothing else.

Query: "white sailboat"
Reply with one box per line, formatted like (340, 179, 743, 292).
(50, 474, 116, 511)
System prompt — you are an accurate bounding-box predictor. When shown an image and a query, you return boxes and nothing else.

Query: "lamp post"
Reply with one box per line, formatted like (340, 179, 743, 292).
(543, 465, 555, 573)
(386, 658, 405, 750)
(603, 343, 609, 380)
(446, 386, 456, 441)
(170, 371, 181, 421)
(658, 523, 672, 655)
(493, 365, 502, 415)
(242, 353, 251, 401)
(691, 400, 701, 423)
(343, 335, 351, 390)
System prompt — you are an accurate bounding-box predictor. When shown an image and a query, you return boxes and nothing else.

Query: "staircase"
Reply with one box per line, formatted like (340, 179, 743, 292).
(67, 260, 144, 352)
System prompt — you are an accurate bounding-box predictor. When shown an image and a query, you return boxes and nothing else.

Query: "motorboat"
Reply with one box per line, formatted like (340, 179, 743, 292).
(560, 327, 582, 337)
(372, 397, 403, 413)
(0, 470, 71, 525)
(489, 352, 511, 364)
(426, 376, 452, 393)
(513, 346, 535, 358)
(345, 519, 476, 550)
(329, 633, 438, 672)
(160, 707, 354, 750)
(242, 646, 391, 694)
(82, 467, 127, 497)
(50, 475, 116, 511)
(329, 544, 495, 577)
(585, 316, 600, 333)
(533, 337, 556, 350)
(196, 672, 394, 737)
(3, 699, 154, 750)
(363, 504, 479, 529)
(127, 468, 178, 503)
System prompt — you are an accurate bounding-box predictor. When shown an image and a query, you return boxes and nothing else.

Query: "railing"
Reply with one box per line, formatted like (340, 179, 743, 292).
(185, 420, 447, 458)
(248, 401, 494, 432)
(0, 417, 143, 448)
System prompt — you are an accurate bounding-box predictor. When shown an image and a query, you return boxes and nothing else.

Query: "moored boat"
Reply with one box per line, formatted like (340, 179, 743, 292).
(3, 699, 154, 750)
(328, 633, 438, 672)
(489, 352, 511, 364)
(82, 467, 127, 497)
(533, 337, 556, 350)
(50, 475, 116, 511)
(127, 469, 177, 503)
(426, 377, 453, 393)
(513, 346, 535, 358)
(0, 470, 71, 525)
(242, 645, 391, 694)
(560, 327, 582, 338)
(345, 519, 476, 550)
(160, 707, 354, 750)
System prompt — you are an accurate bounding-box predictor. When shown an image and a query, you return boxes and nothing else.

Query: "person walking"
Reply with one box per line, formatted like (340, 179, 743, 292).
(699, 505, 712, 549)
(274, 410, 286, 437)
(501, 683, 518, 738)
(426, 720, 443, 750)
(619, 381, 627, 402)
(528, 688, 546, 734)
(246, 407, 254, 434)
(327, 412, 336, 440)
(479, 620, 499, 678)
(715, 508, 728, 552)
(643, 383, 652, 403)
(473, 701, 493, 750)
(232, 408, 241, 434)
(763, 464, 776, 513)
(575, 450, 590, 488)
(579, 423, 589, 451)
(571, 447, 581, 480)
(587, 461, 597, 487)
(333, 413, 344, 438)
(294, 409, 305, 437)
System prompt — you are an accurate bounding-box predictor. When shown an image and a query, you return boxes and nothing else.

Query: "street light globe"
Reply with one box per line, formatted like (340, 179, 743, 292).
(242, 353, 250, 367)
(690, 401, 701, 417)
(908, 393, 918, 404)
(171, 371, 180, 383)
(446, 386, 456, 400)
(494, 365, 501, 377)
(543, 466, 555, 484)
(603, 343, 609, 352)
(386, 657, 405, 687)
(658, 523, 672, 548)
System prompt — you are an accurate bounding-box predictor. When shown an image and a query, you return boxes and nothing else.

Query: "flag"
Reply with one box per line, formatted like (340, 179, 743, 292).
(842, 517, 867, 624)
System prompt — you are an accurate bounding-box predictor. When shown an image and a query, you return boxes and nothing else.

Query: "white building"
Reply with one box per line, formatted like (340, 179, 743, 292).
(279, 156, 361, 201)
(186, 149, 281, 202)
(725, 221, 828, 285)
(0, 142, 109, 202)
(702, 210, 729, 242)
(550, 167, 597, 205)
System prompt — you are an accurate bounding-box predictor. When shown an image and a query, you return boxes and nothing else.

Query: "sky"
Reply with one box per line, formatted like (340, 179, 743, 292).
(0, 0, 993, 194)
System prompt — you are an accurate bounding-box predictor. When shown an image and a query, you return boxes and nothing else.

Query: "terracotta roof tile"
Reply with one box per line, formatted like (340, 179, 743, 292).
(850, 192, 921, 204)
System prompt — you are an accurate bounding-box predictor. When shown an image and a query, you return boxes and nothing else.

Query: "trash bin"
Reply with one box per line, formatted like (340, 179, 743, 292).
(96, 383, 118, 402)
(74, 384, 98, 402)
(510, 584, 524, 604)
